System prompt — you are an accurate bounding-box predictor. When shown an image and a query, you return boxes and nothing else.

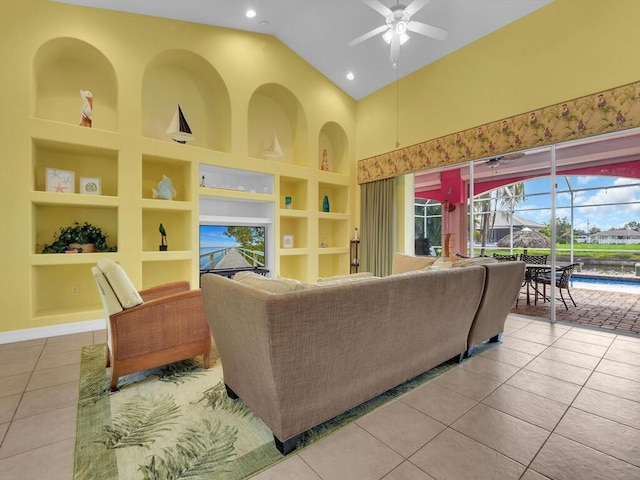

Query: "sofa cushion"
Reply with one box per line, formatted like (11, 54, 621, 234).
(452, 257, 499, 267)
(392, 253, 437, 274)
(96, 259, 143, 309)
(234, 271, 306, 293)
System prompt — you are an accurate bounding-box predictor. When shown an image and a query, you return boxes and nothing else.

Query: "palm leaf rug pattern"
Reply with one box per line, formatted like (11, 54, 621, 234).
(74, 342, 497, 479)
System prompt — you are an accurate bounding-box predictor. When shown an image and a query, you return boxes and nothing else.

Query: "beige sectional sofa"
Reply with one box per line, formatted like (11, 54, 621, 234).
(200, 256, 524, 454)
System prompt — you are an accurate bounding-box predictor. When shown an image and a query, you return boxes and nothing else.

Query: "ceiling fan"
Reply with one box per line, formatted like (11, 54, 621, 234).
(348, 0, 448, 66)
(485, 152, 525, 167)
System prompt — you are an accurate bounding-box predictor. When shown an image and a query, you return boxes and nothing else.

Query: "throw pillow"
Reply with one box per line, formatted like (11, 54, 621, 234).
(310, 275, 379, 287)
(96, 259, 144, 309)
(317, 272, 374, 282)
(391, 253, 437, 274)
(451, 257, 499, 267)
(234, 271, 306, 293)
(430, 257, 460, 269)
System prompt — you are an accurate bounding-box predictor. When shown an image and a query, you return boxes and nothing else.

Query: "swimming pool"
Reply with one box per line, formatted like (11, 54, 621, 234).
(571, 274, 640, 294)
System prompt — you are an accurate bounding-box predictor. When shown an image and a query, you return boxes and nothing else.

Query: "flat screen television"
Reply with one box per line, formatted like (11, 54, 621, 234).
(199, 224, 266, 274)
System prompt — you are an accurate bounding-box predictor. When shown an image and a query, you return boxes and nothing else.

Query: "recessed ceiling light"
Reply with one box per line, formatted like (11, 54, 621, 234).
(346, 72, 355, 80)
(246, 9, 257, 18)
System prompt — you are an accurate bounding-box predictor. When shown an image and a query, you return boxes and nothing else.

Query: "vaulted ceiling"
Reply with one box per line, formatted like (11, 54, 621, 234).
(54, 0, 553, 100)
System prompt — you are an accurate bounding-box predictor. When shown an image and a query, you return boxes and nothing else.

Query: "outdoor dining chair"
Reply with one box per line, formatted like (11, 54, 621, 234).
(493, 253, 517, 261)
(519, 253, 549, 265)
(516, 254, 549, 307)
(534, 263, 580, 310)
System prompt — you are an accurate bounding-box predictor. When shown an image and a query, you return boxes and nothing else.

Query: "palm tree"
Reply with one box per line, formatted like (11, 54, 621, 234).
(475, 183, 525, 255)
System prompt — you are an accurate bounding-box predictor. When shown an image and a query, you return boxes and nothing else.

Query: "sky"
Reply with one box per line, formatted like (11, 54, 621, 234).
(514, 175, 640, 232)
(199, 225, 240, 248)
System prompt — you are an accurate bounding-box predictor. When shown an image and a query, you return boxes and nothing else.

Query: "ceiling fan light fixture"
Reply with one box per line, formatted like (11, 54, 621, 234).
(382, 28, 393, 44)
(383, 26, 410, 45)
(349, 0, 448, 65)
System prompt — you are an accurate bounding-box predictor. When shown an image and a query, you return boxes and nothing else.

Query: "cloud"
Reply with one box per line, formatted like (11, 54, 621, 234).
(495, 175, 639, 232)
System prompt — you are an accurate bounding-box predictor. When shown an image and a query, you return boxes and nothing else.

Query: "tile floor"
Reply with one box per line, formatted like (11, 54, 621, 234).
(1, 316, 640, 480)
(513, 286, 640, 335)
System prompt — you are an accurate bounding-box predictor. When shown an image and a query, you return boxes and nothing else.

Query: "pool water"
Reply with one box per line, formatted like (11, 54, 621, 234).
(571, 275, 640, 294)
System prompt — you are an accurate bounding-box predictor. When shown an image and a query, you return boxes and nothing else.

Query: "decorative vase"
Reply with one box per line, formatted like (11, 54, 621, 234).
(323, 195, 330, 212)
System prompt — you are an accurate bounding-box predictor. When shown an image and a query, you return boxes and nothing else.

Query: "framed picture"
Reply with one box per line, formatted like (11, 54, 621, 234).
(283, 234, 294, 248)
(46, 168, 75, 193)
(80, 177, 101, 195)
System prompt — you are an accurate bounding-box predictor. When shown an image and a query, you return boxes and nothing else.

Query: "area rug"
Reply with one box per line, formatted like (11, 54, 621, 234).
(74, 343, 495, 480)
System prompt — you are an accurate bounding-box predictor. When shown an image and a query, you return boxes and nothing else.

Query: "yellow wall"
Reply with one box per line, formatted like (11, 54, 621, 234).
(0, 0, 356, 335)
(356, 0, 640, 160)
(1, 0, 638, 336)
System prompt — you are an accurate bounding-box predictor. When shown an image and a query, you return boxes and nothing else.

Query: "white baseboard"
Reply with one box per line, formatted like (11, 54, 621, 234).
(0, 319, 105, 344)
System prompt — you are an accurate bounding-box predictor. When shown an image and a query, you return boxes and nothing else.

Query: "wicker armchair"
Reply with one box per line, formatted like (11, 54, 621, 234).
(92, 259, 211, 391)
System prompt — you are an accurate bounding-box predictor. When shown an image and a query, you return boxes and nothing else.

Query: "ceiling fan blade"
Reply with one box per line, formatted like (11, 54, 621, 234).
(361, 0, 393, 17)
(348, 24, 389, 47)
(405, 0, 432, 17)
(407, 21, 448, 41)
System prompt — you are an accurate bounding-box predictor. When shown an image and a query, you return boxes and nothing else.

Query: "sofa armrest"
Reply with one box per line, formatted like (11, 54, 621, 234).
(467, 261, 525, 352)
(109, 289, 210, 360)
(138, 281, 191, 302)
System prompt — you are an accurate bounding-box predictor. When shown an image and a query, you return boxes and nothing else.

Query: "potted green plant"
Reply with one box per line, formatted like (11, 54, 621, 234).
(40, 221, 112, 253)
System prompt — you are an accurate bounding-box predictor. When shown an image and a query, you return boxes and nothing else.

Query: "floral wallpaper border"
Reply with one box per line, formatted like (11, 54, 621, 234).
(357, 80, 640, 184)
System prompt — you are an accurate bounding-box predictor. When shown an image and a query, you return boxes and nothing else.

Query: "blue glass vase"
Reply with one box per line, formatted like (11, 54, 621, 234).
(322, 195, 330, 212)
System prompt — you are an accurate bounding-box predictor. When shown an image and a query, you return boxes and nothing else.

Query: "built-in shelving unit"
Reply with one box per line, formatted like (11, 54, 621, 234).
(26, 33, 355, 328)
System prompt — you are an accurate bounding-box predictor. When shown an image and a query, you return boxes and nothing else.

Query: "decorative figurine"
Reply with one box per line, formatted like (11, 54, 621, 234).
(200, 175, 205, 187)
(166, 104, 193, 143)
(263, 129, 283, 159)
(353, 227, 359, 241)
(159, 223, 167, 251)
(321, 149, 329, 171)
(79, 90, 93, 127)
(153, 175, 177, 200)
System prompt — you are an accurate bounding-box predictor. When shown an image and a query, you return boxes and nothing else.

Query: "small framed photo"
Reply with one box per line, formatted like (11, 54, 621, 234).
(46, 168, 75, 193)
(283, 234, 294, 248)
(80, 177, 101, 195)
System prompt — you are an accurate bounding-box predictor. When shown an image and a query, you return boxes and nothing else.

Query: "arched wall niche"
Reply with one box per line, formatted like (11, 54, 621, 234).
(142, 49, 231, 152)
(33, 37, 117, 130)
(247, 83, 308, 166)
(318, 121, 348, 174)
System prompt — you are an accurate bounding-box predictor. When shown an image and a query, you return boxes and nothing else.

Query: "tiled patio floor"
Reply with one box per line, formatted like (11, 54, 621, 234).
(513, 286, 640, 335)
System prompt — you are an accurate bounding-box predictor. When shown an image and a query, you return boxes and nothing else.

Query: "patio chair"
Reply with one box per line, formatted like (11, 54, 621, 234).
(493, 253, 517, 261)
(534, 263, 580, 310)
(519, 254, 549, 265)
(92, 258, 211, 391)
(516, 254, 549, 307)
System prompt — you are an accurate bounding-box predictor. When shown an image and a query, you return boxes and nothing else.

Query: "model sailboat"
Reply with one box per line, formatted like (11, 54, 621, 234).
(262, 129, 283, 159)
(166, 104, 193, 144)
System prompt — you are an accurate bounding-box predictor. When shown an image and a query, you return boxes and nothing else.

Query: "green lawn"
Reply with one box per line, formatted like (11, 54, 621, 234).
(476, 244, 640, 261)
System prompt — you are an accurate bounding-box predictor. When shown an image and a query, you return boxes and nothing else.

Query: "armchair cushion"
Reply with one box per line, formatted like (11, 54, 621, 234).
(91, 266, 123, 316)
(97, 258, 143, 309)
